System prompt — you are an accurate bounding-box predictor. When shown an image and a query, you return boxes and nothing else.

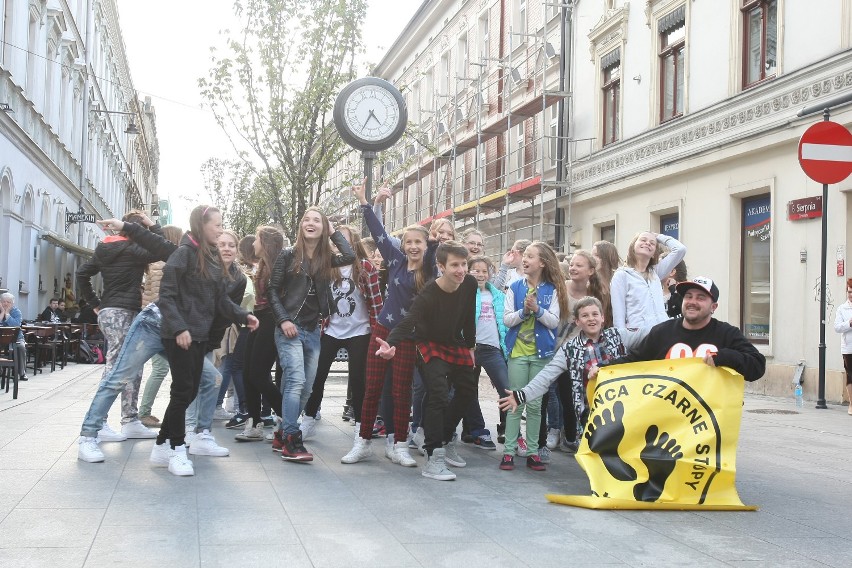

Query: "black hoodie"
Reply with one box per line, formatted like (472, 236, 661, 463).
(76, 225, 164, 312)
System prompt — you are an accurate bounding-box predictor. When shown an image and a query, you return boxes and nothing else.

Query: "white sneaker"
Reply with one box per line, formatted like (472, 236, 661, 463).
(299, 416, 319, 440)
(188, 430, 229, 457)
(265, 430, 275, 442)
(150, 441, 174, 467)
(391, 442, 417, 467)
(223, 395, 235, 413)
(122, 419, 158, 439)
(353, 421, 360, 436)
(412, 426, 426, 456)
(97, 422, 127, 442)
(234, 418, 265, 442)
(341, 437, 372, 464)
(213, 406, 234, 420)
(546, 428, 560, 450)
(78, 436, 104, 463)
(168, 445, 195, 476)
(384, 433, 396, 461)
(443, 440, 467, 468)
(422, 448, 456, 481)
(185, 431, 198, 447)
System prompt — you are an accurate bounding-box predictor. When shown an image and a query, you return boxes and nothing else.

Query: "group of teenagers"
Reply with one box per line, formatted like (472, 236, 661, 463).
(74, 180, 766, 480)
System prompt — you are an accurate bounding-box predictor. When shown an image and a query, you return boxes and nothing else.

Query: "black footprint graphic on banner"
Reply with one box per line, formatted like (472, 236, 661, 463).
(633, 425, 684, 502)
(584, 400, 637, 481)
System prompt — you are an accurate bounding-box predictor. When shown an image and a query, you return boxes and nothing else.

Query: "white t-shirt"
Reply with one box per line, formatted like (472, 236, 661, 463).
(325, 265, 370, 339)
(477, 289, 501, 348)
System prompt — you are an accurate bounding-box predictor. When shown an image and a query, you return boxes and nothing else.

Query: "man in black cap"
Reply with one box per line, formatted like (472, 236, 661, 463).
(595, 276, 766, 382)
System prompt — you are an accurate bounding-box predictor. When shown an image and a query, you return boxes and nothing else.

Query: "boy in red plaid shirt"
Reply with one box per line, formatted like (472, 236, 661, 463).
(376, 241, 478, 481)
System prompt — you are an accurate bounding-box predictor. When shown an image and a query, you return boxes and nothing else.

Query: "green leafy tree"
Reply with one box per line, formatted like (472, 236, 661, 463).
(199, 0, 367, 241)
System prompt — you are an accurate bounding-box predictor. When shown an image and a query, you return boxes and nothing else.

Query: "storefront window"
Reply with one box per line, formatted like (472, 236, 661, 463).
(741, 194, 770, 343)
(660, 213, 679, 240)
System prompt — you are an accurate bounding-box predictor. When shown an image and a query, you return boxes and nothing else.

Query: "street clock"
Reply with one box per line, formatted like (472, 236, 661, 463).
(333, 77, 408, 152)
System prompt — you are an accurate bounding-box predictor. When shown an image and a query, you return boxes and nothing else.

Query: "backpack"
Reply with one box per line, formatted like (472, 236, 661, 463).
(77, 341, 105, 364)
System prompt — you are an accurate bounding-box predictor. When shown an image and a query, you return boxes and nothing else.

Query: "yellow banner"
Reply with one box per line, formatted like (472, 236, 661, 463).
(547, 358, 757, 511)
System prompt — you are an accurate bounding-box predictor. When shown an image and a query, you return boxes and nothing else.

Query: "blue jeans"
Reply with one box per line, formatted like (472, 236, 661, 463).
(410, 368, 425, 431)
(79, 304, 164, 438)
(185, 354, 220, 433)
(274, 324, 321, 435)
(546, 381, 563, 430)
(217, 328, 248, 408)
(463, 344, 509, 437)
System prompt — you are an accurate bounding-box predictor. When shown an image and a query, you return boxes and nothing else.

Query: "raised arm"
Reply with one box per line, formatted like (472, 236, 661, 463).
(654, 234, 687, 279)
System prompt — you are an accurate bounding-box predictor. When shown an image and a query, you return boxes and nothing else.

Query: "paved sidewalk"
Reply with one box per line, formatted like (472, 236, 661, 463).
(0, 362, 851, 567)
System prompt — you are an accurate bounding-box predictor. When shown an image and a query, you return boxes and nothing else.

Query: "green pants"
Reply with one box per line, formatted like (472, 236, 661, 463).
(138, 353, 169, 418)
(504, 354, 548, 455)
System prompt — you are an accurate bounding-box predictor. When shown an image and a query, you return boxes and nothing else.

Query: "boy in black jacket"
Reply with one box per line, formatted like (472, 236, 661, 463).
(376, 241, 478, 481)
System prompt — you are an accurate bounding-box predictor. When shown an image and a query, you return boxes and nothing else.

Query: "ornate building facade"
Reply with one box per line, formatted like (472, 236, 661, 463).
(326, 0, 852, 400)
(0, 0, 159, 316)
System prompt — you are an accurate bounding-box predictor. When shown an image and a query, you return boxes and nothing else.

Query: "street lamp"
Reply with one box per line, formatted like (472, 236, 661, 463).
(91, 106, 140, 135)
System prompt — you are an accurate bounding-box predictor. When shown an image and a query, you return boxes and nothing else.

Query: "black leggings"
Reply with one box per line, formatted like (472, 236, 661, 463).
(304, 333, 370, 422)
(242, 309, 283, 425)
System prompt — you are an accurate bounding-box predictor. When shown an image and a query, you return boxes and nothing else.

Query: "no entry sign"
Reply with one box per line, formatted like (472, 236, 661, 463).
(798, 120, 852, 184)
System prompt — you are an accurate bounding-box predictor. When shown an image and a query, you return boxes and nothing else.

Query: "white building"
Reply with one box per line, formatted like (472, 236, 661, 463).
(0, 0, 159, 317)
(325, 0, 852, 401)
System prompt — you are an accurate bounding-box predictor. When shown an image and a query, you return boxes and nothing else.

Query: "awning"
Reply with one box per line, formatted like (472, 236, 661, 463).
(41, 233, 95, 259)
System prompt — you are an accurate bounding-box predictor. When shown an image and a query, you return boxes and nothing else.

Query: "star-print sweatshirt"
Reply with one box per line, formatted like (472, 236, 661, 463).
(362, 204, 437, 330)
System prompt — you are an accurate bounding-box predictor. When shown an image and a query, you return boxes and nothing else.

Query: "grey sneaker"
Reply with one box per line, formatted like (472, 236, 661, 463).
(443, 441, 466, 468)
(234, 418, 265, 442)
(538, 446, 552, 464)
(422, 448, 456, 481)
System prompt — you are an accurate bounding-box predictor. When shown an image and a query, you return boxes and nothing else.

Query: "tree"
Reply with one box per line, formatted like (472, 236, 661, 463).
(199, 0, 367, 241)
(200, 158, 283, 238)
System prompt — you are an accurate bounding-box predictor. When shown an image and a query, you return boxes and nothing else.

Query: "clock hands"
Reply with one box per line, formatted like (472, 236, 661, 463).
(363, 108, 380, 129)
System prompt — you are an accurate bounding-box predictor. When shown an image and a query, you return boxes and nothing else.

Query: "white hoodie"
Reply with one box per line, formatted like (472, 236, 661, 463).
(610, 234, 686, 330)
(834, 301, 852, 354)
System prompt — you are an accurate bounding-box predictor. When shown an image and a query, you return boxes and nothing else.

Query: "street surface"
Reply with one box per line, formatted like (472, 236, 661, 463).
(0, 362, 849, 567)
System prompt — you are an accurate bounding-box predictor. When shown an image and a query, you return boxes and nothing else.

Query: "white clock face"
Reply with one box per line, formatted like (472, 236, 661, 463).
(344, 85, 401, 142)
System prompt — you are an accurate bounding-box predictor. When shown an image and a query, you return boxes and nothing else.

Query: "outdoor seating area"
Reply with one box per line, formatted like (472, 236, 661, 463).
(0, 322, 103, 400)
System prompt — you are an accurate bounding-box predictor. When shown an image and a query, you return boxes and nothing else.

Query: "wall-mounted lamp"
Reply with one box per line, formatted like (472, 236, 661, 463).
(0, 102, 12, 113)
(91, 106, 140, 136)
(544, 42, 558, 59)
(633, 75, 642, 84)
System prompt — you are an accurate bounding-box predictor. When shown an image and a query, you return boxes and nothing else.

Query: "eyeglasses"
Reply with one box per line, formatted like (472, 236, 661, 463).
(465, 241, 484, 248)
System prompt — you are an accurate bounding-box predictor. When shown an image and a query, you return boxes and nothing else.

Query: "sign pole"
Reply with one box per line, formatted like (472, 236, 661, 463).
(817, 108, 830, 409)
(362, 151, 376, 237)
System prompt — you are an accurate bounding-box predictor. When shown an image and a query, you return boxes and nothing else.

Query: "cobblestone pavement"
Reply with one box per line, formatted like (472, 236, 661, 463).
(0, 362, 850, 567)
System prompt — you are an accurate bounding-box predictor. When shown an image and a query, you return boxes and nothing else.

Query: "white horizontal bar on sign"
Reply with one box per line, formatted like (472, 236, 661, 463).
(801, 143, 852, 162)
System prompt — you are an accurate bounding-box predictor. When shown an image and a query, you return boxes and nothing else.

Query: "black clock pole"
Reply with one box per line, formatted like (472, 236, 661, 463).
(362, 151, 377, 237)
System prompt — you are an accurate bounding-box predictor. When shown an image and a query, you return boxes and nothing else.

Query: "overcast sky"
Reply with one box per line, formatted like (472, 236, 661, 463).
(115, 0, 421, 226)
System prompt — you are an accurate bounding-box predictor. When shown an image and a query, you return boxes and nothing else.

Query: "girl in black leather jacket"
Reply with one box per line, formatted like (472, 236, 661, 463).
(267, 207, 355, 461)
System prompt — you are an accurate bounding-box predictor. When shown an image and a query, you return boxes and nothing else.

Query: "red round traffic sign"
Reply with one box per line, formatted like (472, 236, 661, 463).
(798, 121, 852, 185)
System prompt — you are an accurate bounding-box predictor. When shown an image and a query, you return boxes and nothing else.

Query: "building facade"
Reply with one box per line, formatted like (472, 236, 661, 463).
(0, 0, 159, 317)
(324, 0, 852, 401)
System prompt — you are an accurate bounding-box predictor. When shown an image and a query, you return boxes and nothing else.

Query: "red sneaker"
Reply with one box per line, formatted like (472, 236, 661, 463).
(499, 454, 515, 470)
(271, 430, 285, 453)
(280, 431, 313, 462)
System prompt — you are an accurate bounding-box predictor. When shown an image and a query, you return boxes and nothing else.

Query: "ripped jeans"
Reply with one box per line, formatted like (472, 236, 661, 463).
(79, 304, 165, 438)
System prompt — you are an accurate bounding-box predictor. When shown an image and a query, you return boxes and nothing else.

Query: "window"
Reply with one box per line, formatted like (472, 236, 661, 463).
(600, 224, 616, 244)
(742, 0, 777, 88)
(514, 122, 525, 182)
(457, 33, 468, 78)
(659, 8, 685, 122)
(411, 81, 421, 123)
(515, 0, 527, 38)
(479, 13, 489, 59)
(659, 213, 679, 239)
(439, 52, 450, 97)
(601, 50, 620, 146)
(741, 194, 771, 343)
(423, 72, 434, 112)
(549, 104, 559, 168)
